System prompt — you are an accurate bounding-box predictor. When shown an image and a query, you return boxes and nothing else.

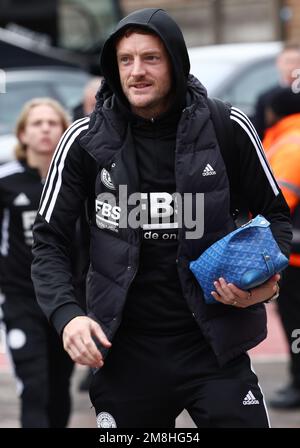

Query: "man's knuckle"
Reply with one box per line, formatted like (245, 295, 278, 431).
(68, 333, 77, 342)
(74, 354, 83, 363)
(80, 348, 90, 357)
(85, 340, 93, 348)
(64, 339, 72, 349)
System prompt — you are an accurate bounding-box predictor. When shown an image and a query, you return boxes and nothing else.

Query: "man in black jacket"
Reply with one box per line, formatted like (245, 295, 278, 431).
(32, 9, 292, 428)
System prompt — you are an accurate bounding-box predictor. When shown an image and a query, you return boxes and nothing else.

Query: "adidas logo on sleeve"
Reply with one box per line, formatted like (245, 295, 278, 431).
(202, 163, 216, 176)
(243, 390, 260, 405)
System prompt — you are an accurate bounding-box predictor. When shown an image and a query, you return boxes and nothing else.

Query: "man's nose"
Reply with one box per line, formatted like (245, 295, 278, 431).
(131, 58, 146, 76)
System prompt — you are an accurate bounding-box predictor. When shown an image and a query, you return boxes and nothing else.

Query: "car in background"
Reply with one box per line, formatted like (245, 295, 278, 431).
(188, 41, 282, 117)
(0, 43, 283, 162)
(0, 66, 91, 162)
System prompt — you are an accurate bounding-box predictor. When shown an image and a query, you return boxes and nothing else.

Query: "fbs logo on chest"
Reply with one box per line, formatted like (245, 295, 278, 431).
(95, 196, 121, 232)
(95, 190, 178, 234)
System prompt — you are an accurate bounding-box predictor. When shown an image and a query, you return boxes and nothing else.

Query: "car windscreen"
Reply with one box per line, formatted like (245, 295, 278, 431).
(0, 77, 87, 135)
(215, 58, 278, 117)
(0, 82, 50, 134)
(189, 59, 239, 93)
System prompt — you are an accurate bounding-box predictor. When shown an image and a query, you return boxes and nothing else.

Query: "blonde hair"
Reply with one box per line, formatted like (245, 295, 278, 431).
(15, 98, 70, 161)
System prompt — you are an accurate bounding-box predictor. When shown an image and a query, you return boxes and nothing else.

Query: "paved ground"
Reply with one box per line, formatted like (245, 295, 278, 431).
(1, 303, 300, 428)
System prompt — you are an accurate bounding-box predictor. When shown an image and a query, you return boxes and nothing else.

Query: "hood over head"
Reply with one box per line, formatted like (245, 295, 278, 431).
(99, 8, 190, 116)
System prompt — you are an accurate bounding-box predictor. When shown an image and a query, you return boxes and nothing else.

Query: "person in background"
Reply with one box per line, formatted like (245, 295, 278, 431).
(73, 77, 103, 121)
(0, 98, 74, 427)
(32, 9, 291, 428)
(263, 87, 300, 409)
(253, 43, 300, 139)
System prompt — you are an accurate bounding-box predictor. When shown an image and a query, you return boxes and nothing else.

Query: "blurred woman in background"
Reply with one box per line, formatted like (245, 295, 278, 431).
(0, 98, 74, 427)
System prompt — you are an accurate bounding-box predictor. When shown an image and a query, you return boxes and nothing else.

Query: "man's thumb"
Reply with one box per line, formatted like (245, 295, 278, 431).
(91, 321, 112, 348)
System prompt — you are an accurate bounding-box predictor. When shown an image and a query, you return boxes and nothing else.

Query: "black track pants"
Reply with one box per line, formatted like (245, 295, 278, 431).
(89, 326, 270, 428)
(3, 296, 74, 428)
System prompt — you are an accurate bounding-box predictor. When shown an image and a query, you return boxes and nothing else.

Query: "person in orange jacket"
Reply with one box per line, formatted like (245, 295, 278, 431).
(263, 86, 300, 409)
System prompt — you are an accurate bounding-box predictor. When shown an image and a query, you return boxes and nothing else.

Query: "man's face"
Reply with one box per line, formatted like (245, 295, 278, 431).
(277, 49, 300, 85)
(20, 105, 64, 156)
(116, 32, 173, 119)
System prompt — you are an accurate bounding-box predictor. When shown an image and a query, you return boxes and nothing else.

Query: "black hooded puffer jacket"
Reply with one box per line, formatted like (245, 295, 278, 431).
(32, 8, 292, 366)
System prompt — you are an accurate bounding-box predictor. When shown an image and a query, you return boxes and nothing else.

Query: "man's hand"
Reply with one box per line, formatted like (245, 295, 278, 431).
(210, 273, 280, 308)
(62, 316, 112, 368)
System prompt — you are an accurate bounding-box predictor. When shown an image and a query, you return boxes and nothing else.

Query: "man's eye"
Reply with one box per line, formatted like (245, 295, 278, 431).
(145, 55, 159, 61)
(120, 56, 130, 64)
